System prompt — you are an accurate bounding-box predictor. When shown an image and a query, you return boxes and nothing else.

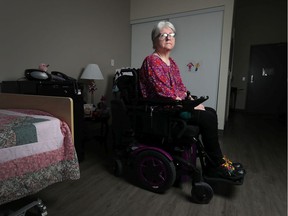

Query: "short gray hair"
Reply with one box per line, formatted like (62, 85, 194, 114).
(151, 20, 176, 49)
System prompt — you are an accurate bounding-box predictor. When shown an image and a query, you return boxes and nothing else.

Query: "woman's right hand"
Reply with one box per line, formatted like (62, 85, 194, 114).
(194, 104, 205, 111)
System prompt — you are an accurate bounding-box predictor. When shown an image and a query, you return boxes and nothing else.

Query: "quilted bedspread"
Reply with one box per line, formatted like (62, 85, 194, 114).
(0, 109, 80, 205)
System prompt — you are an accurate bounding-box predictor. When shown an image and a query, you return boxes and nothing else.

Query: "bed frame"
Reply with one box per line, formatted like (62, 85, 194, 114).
(0, 93, 74, 141)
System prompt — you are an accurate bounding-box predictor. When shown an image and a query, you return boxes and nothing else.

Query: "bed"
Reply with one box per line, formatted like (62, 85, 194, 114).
(0, 93, 80, 212)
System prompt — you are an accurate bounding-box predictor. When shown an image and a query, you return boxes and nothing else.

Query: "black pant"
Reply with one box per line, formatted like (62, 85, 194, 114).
(188, 107, 224, 166)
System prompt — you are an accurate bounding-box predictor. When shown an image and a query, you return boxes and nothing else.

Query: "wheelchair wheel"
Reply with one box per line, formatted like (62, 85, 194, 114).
(191, 182, 213, 204)
(134, 150, 176, 193)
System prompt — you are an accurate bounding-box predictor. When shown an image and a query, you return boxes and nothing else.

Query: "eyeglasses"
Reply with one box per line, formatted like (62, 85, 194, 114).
(158, 33, 176, 40)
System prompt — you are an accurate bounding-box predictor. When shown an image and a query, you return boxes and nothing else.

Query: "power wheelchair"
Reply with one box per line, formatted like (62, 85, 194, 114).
(110, 68, 244, 204)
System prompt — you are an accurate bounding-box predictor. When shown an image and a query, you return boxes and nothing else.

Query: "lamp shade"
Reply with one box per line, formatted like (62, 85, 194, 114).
(80, 64, 104, 80)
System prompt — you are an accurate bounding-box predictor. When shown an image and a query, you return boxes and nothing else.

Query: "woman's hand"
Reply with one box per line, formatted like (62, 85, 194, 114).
(187, 95, 193, 100)
(184, 91, 193, 100)
(194, 104, 205, 111)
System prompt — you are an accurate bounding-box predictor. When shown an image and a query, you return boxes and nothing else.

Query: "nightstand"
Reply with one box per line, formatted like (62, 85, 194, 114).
(83, 108, 110, 153)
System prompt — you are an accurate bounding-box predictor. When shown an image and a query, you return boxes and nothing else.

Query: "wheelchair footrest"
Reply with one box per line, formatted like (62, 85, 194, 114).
(203, 175, 244, 185)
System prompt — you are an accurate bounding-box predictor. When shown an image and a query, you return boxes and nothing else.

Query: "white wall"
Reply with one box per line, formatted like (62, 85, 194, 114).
(130, 0, 234, 130)
(0, 0, 131, 103)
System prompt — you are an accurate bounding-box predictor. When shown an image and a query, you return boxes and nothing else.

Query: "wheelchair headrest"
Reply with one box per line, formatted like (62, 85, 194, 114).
(112, 68, 141, 104)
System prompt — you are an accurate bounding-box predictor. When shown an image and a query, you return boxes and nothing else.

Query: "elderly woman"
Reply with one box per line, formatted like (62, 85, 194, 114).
(139, 20, 245, 181)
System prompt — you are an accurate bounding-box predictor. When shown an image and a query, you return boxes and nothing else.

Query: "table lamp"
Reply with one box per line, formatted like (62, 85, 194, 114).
(80, 64, 104, 105)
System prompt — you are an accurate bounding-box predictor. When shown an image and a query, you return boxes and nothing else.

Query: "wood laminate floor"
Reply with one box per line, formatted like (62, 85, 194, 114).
(1, 112, 287, 216)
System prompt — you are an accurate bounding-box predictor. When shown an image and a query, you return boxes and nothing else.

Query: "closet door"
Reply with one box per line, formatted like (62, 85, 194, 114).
(131, 8, 223, 109)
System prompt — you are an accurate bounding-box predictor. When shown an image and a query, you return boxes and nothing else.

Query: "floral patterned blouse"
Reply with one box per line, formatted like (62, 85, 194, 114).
(139, 54, 187, 100)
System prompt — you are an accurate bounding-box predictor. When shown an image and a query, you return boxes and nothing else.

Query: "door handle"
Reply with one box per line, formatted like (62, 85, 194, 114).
(250, 75, 254, 83)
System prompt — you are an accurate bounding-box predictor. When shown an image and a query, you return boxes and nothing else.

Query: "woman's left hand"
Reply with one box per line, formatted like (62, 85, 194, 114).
(194, 104, 205, 111)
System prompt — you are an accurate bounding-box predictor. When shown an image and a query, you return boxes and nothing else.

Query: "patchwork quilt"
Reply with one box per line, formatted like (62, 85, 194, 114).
(0, 109, 80, 205)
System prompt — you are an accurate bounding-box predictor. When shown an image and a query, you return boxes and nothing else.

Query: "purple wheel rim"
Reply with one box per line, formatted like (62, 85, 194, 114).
(138, 156, 167, 187)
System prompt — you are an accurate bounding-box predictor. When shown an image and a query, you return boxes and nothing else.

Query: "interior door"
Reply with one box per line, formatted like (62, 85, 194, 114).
(246, 43, 287, 116)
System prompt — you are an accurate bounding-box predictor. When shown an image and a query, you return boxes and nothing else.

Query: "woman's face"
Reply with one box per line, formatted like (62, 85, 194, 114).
(155, 27, 175, 52)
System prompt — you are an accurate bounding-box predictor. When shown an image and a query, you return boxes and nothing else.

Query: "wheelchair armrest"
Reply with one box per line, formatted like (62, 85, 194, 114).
(181, 96, 209, 110)
(137, 98, 180, 106)
(137, 96, 209, 110)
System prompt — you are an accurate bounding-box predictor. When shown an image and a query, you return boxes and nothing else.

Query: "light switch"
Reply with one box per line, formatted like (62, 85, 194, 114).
(111, 59, 115, 67)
